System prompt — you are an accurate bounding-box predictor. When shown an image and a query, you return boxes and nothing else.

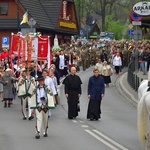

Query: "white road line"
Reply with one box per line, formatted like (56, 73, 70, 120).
(79, 120, 84, 123)
(93, 130, 129, 150)
(85, 129, 120, 150)
(72, 120, 78, 123)
(81, 125, 89, 128)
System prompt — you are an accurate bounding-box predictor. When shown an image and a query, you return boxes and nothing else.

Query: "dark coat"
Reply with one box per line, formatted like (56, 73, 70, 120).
(87, 74, 105, 120)
(88, 75, 105, 101)
(63, 74, 82, 118)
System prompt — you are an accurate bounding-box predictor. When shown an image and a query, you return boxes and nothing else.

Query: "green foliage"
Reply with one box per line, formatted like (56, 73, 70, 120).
(105, 15, 126, 40)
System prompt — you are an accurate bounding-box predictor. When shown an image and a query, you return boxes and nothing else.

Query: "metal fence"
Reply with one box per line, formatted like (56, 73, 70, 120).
(127, 61, 143, 91)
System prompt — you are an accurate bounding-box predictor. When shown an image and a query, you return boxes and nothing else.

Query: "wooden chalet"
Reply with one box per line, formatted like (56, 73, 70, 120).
(0, 0, 79, 50)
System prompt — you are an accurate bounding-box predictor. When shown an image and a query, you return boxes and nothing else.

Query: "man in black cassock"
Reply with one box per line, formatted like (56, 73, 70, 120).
(87, 68, 105, 121)
(63, 67, 82, 119)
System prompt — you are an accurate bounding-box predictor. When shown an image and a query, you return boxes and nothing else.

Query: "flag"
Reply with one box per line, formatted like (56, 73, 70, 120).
(38, 36, 48, 60)
(20, 11, 28, 25)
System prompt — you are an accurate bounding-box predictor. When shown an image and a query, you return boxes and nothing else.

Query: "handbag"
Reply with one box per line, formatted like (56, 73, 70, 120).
(77, 101, 80, 112)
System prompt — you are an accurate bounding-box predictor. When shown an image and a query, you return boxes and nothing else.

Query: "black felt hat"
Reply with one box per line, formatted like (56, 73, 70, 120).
(35, 75, 45, 81)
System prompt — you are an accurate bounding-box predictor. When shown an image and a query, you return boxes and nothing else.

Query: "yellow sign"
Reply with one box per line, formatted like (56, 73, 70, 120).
(60, 21, 76, 29)
(129, 24, 133, 29)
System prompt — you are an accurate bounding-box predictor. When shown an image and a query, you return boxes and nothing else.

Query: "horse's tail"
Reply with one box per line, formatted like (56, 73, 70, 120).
(137, 93, 149, 144)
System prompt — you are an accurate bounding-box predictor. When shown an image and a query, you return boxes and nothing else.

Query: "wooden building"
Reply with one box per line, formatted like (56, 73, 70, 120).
(0, 0, 79, 50)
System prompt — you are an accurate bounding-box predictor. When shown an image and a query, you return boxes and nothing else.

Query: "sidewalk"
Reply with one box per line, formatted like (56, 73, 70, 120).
(115, 69, 147, 108)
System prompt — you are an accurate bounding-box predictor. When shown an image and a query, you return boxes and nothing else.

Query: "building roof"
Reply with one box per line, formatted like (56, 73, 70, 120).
(0, 18, 27, 29)
(19, 0, 78, 34)
(0, 0, 78, 35)
(19, 0, 55, 30)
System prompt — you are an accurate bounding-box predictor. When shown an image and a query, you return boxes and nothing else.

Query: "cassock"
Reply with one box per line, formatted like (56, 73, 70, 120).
(87, 75, 105, 120)
(63, 74, 82, 119)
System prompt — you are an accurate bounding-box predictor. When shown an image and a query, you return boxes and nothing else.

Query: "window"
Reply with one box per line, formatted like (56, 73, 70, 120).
(0, 3, 8, 15)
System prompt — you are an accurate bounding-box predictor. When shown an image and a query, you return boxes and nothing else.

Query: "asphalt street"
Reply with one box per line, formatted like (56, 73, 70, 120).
(0, 66, 142, 150)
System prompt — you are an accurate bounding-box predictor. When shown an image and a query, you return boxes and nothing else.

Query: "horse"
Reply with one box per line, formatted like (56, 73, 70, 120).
(138, 79, 148, 100)
(137, 91, 150, 144)
(137, 67, 150, 146)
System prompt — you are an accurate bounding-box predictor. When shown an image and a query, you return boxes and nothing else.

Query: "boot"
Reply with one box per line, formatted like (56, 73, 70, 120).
(35, 132, 40, 139)
(8, 101, 11, 107)
(8, 103, 11, 107)
(4, 102, 7, 108)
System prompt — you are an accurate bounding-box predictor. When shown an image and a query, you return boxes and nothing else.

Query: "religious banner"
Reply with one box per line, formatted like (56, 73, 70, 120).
(31, 37, 38, 60)
(9, 34, 50, 70)
(38, 36, 48, 60)
(21, 37, 27, 68)
(10, 33, 20, 55)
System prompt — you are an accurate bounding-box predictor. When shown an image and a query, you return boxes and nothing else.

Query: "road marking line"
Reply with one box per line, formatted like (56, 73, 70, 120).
(72, 120, 78, 123)
(81, 125, 89, 128)
(93, 130, 129, 150)
(85, 129, 120, 150)
(79, 120, 84, 123)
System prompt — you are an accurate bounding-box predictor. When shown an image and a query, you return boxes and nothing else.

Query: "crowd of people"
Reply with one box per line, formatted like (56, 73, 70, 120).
(0, 38, 150, 138)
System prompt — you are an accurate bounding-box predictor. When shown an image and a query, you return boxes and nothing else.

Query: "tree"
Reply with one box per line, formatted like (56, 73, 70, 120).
(105, 15, 126, 40)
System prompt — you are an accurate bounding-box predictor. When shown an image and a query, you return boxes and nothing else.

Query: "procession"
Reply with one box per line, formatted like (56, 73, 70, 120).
(1, 0, 150, 149)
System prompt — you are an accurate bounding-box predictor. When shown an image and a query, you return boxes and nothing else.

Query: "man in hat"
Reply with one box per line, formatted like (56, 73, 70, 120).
(30, 75, 55, 139)
(18, 68, 35, 120)
(0, 68, 15, 107)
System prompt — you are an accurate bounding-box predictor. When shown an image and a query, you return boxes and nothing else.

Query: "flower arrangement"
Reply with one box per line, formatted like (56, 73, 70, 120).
(52, 47, 61, 52)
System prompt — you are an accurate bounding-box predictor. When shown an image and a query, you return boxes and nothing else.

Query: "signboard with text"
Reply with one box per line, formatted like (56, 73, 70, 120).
(133, 1, 150, 16)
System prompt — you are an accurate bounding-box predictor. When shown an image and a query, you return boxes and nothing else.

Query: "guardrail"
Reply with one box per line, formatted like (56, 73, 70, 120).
(127, 61, 143, 91)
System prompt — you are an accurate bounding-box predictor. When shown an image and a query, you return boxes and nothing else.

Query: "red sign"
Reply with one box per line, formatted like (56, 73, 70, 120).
(130, 11, 142, 22)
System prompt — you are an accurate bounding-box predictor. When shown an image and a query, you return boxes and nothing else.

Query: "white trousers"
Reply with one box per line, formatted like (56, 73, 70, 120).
(21, 97, 33, 118)
(35, 109, 48, 135)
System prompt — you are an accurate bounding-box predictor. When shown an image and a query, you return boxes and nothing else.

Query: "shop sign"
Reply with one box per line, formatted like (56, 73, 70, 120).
(60, 21, 76, 29)
(133, 1, 150, 16)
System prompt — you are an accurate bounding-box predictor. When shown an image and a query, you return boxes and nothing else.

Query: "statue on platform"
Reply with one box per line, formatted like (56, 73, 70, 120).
(52, 35, 61, 52)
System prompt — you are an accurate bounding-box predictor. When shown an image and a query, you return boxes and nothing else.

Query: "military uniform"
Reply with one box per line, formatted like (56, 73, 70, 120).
(81, 47, 87, 71)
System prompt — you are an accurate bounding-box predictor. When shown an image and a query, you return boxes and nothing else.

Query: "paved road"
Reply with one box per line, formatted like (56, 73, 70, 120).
(0, 67, 142, 150)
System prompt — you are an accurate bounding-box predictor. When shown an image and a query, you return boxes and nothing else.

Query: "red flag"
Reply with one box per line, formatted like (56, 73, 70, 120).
(10, 34, 20, 55)
(38, 36, 48, 60)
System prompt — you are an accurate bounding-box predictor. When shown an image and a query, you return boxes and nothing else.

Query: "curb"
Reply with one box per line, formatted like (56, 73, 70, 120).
(115, 72, 138, 107)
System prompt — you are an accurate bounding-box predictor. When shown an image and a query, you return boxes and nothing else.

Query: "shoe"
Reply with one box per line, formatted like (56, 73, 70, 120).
(23, 117, 27, 120)
(28, 115, 34, 120)
(90, 118, 94, 121)
(8, 104, 10, 107)
(4, 103, 7, 108)
(35, 133, 40, 139)
(68, 117, 73, 119)
(43, 133, 48, 137)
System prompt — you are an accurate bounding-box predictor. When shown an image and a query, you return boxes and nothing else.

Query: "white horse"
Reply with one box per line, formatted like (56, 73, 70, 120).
(138, 91, 150, 144)
(138, 79, 148, 100)
(137, 69, 150, 146)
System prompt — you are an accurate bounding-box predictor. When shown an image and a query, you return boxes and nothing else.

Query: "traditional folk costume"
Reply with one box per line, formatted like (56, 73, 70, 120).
(18, 72, 35, 120)
(44, 76, 57, 117)
(30, 76, 55, 139)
